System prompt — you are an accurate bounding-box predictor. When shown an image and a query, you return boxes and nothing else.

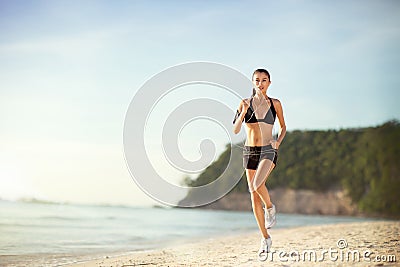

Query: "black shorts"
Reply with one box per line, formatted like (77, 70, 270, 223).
(243, 145, 278, 170)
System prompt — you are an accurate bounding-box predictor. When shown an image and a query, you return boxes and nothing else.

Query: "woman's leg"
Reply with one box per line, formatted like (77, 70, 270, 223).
(252, 159, 275, 209)
(246, 169, 269, 239)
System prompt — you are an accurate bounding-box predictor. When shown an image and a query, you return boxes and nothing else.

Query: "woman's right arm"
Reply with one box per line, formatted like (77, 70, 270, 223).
(233, 100, 247, 134)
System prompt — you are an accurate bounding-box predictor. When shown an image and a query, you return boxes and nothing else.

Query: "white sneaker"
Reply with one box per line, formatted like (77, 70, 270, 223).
(264, 204, 276, 229)
(258, 236, 272, 261)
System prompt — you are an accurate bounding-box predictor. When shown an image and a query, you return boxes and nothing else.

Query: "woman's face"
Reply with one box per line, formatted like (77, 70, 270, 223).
(252, 72, 271, 92)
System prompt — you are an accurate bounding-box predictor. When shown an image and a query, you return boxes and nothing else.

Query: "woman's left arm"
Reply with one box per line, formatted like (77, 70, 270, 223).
(273, 99, 286, 149)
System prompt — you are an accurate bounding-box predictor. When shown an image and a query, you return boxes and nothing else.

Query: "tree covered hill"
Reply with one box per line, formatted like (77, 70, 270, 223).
(181, 120, 400, 217)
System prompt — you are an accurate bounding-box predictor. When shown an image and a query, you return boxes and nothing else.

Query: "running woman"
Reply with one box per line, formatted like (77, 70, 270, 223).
(233, 68, 286, 258)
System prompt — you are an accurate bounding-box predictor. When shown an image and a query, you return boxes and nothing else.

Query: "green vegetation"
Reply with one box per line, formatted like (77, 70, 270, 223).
(183, 120, 400, 217)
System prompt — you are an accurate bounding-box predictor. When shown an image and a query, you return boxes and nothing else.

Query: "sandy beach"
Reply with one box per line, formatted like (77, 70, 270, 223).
(66, 221, 399, 267)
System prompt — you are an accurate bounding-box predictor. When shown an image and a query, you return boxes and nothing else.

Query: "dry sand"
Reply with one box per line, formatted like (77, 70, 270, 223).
(67, 221, 399, 267)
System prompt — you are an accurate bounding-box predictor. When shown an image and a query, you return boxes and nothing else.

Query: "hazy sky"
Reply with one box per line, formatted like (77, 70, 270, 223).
(1, 1, 399, 206)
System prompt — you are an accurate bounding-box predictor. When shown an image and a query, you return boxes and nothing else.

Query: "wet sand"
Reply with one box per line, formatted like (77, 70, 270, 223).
(66, 221, 399, 267)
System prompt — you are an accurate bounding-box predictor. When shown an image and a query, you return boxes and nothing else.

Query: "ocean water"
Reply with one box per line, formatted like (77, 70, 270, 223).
(0, 200, 374, 267)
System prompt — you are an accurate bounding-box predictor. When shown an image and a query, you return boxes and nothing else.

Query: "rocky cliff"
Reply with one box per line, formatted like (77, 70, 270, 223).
(198, 188, 360, 216)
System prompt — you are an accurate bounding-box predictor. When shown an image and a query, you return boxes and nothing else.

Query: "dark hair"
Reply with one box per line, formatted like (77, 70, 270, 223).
(252, 69, 271, 96)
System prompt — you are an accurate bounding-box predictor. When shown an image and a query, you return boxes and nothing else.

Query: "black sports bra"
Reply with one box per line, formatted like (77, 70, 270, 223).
(233, 97, 276, 125)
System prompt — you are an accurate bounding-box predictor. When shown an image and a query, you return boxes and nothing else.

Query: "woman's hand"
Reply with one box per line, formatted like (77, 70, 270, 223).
(233, 99, 250, 134)
(253, 86, 264, 100)
(270, 140, 280, 150)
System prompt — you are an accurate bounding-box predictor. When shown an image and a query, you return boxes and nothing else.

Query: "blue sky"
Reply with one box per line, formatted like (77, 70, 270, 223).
(1, 1, 399, 205)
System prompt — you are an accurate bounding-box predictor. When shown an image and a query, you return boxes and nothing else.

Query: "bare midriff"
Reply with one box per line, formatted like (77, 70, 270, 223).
(244, 123, 274, 146)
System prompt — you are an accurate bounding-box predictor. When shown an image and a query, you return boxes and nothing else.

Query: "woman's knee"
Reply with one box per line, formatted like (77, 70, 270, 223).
(254, 184, 268, 195)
